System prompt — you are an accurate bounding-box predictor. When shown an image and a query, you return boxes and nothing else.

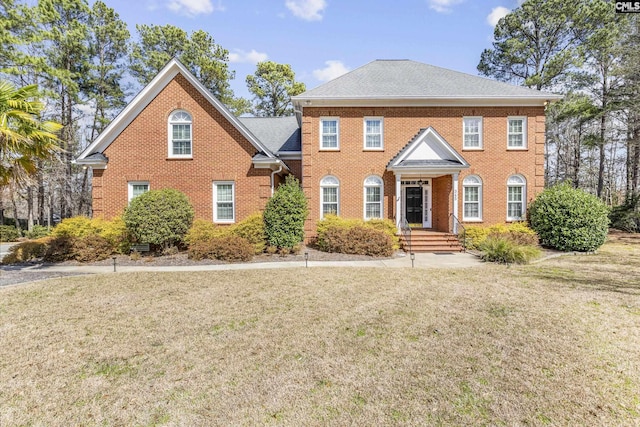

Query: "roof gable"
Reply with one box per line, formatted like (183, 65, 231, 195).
(294, 60, 562, 107)
(388, 127, 469, 172)
(76, 58, 275, 163)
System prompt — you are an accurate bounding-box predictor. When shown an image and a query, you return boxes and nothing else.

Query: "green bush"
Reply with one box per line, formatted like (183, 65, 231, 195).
(316, 214, 399, 251)
(232, 212, 266, 254)
(264, 175, 308, 249)
(187, 235, 253, 262)
(479, 237, 541, 264)
(123, 188, 194, 250)
(609, 196, 639, 232)
(1, 239, 48, 264)
(0, 225, 21, 241)
(321, 225, 394, 257)
(24, 225, 50, 240)
(72, 235, 113, 262)
(528, 183, 609, 252)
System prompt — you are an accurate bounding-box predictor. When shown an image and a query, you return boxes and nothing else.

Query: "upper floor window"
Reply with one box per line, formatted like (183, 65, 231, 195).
(364, 175, 383, 219)
(169, 110, 192, 158)
(320, 118, 339, 150)
(507, 117, 527, 149)
(462, 175, 482, 221)
(463, 117, 482, 149)
(320, 175, 339, 218)
(507, 174, 526, 220)
(128, 181, 149, 203)
(364, 117, 383, 150)
(213, 181, 235, 223)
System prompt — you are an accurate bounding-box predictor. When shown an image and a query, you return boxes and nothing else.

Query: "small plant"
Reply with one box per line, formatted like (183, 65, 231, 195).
(123, 188, 194, 250)
(185, 219, 227, 245)
(528, 183, 609, 252)
(465, 222, 538, 250)
(72, 235, 113, 262)
(130, 251, 141, 261)
(316, 214, 399, 251)
(322, 225, 394, 257)
(1, 239, 48, 264)
(24, 225, 50, 240)
(263, 175, 308, 250)
(97, 217, 131, 254)
(479, 237, 541, 264)
(187, 235, 253, 262)
(232, 212, 267, 254)
(266, 245, 278, 255)
(0, 225, 21, 241)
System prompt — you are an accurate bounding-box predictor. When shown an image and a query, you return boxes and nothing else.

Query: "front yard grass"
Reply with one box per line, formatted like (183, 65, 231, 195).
(1, 239, 639, 426)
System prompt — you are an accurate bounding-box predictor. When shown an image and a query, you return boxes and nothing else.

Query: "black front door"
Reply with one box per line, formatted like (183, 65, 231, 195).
(405, 187, 422, 224)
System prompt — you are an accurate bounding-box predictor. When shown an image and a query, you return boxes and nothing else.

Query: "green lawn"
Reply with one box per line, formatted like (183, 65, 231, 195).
(1, 238, 639, 426)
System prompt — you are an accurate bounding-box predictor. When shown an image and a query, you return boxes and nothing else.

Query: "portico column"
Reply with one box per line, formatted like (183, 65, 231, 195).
(452, 172, 459, 234)
(395, 173, 402, 233)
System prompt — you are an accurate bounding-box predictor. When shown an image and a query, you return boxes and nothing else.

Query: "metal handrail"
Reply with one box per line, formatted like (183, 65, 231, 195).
(400, 216, 412, 255)
(449, 213, 467, 252)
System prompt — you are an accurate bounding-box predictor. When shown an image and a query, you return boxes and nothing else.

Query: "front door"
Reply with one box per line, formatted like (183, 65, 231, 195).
(405, 187, 422, 224)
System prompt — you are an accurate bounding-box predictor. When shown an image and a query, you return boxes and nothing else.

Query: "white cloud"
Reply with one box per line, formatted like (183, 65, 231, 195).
(228, 49, 268, 64)
(313, 60, 350, 82)
(487, 6, 510, 26)
(167, 0, 224, 16)
(285, 0, 326, 21)
(427, 0, 465, 13)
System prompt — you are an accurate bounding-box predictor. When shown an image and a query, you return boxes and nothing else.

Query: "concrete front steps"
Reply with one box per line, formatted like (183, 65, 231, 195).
(398, 229, 464, 253)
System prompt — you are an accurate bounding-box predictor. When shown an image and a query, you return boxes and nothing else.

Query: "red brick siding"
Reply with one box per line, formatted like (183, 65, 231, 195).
(301, 106, 545, 237)
(94, 74, 272, 220)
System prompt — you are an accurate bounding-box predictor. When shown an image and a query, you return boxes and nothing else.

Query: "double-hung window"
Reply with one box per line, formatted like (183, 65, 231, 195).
(364, 117, 383, 150)
(364, 176, 383, 219)
(507, 175, 526, 220)
(507, 117, 527, 149)
(213, 181, 235, 223)
(462, 175, 482, 221)
(169, 110, 192, 157)
(320, 176, 339, 217)
(320, 118, 339, 150)
(463, 117, 482, 149)
(128, 181, 149, 203)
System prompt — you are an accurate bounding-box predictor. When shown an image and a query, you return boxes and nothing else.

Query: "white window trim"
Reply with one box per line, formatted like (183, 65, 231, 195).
(320, 175, 340, 219)
(462, 175, 482, 222)
(363, 117, 384, 151)
(168, 109, 193, 159)
(463, 116, 483, 150)
(128, 181, 149, 203)
(363, 175, 384, 220)
(507, 175, 527, 221)
(507, 116, 527, 150)
(213, 181, 235, 223)
(319, 117, 340, 151)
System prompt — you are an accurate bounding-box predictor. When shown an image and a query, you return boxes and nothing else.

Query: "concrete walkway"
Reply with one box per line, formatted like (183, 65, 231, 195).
(16, 251, 483, 275)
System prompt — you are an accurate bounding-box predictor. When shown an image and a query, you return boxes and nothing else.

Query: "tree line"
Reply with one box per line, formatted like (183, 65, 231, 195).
(0, 0, 305, 231)
(479, 0, 640, 209)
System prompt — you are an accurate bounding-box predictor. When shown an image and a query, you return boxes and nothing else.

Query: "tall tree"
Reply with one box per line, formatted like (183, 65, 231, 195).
(0, 81, 61, 186)
(246, 61, 306, 117)
(478, 0, 583, 90)
(130, 24, 248, 114)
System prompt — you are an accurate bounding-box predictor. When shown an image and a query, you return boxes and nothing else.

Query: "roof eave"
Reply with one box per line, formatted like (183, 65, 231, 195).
(293, 96, 560, 108)
(387, 165, 470, 175)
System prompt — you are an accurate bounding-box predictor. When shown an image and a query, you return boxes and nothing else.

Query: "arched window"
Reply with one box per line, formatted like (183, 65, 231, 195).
(168, 110, 192, 157)
(364, 175, 383, 219)
(507, 175, 526, 220)
(463, 175, 482, 221)
(320, 175, 339, 218)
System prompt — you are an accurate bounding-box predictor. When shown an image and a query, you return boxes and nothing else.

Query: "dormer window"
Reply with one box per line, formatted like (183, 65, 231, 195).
(169, 110, 192, 158)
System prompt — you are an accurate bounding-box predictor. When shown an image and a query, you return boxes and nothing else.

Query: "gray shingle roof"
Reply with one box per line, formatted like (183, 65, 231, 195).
(239, 116, 301, 153)
(295, 60, 558, 100)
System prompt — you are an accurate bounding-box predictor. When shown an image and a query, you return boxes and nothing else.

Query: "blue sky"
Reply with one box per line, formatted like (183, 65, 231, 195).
(104, 0, 523, 99)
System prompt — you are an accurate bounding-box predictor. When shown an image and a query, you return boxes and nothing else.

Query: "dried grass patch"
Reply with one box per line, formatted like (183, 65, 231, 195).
(1, 241, 639, 426)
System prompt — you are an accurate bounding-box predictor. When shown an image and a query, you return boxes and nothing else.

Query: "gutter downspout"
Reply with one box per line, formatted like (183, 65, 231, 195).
(271, 163, 283, 196)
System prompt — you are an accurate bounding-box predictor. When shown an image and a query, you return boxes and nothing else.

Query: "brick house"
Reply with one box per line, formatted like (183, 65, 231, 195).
(76, 58, 560, 249)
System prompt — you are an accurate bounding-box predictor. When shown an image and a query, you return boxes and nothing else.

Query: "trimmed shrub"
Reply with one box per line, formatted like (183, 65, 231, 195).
(43, 236, 76, 262)
(72, 235, 113, 262)
(1, 239, 48, 264)
(123, 188, 194, 249)
(0, 225, 21, 241)
(185, 219, 227, 245)
(316, 215, 399, 251)
(465, 223, 538, 250)
(96, 217, 131, 254)
(187, 235, 253, 262)
(322, 225, 394, 257)
(264, 175, 308, 249)
(24, 225, 50, 240)
(52, 216, 96, 238)
(232, 212, 266, 254)
(479, 237, 541, 264)
(528, 183, 609, 252)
